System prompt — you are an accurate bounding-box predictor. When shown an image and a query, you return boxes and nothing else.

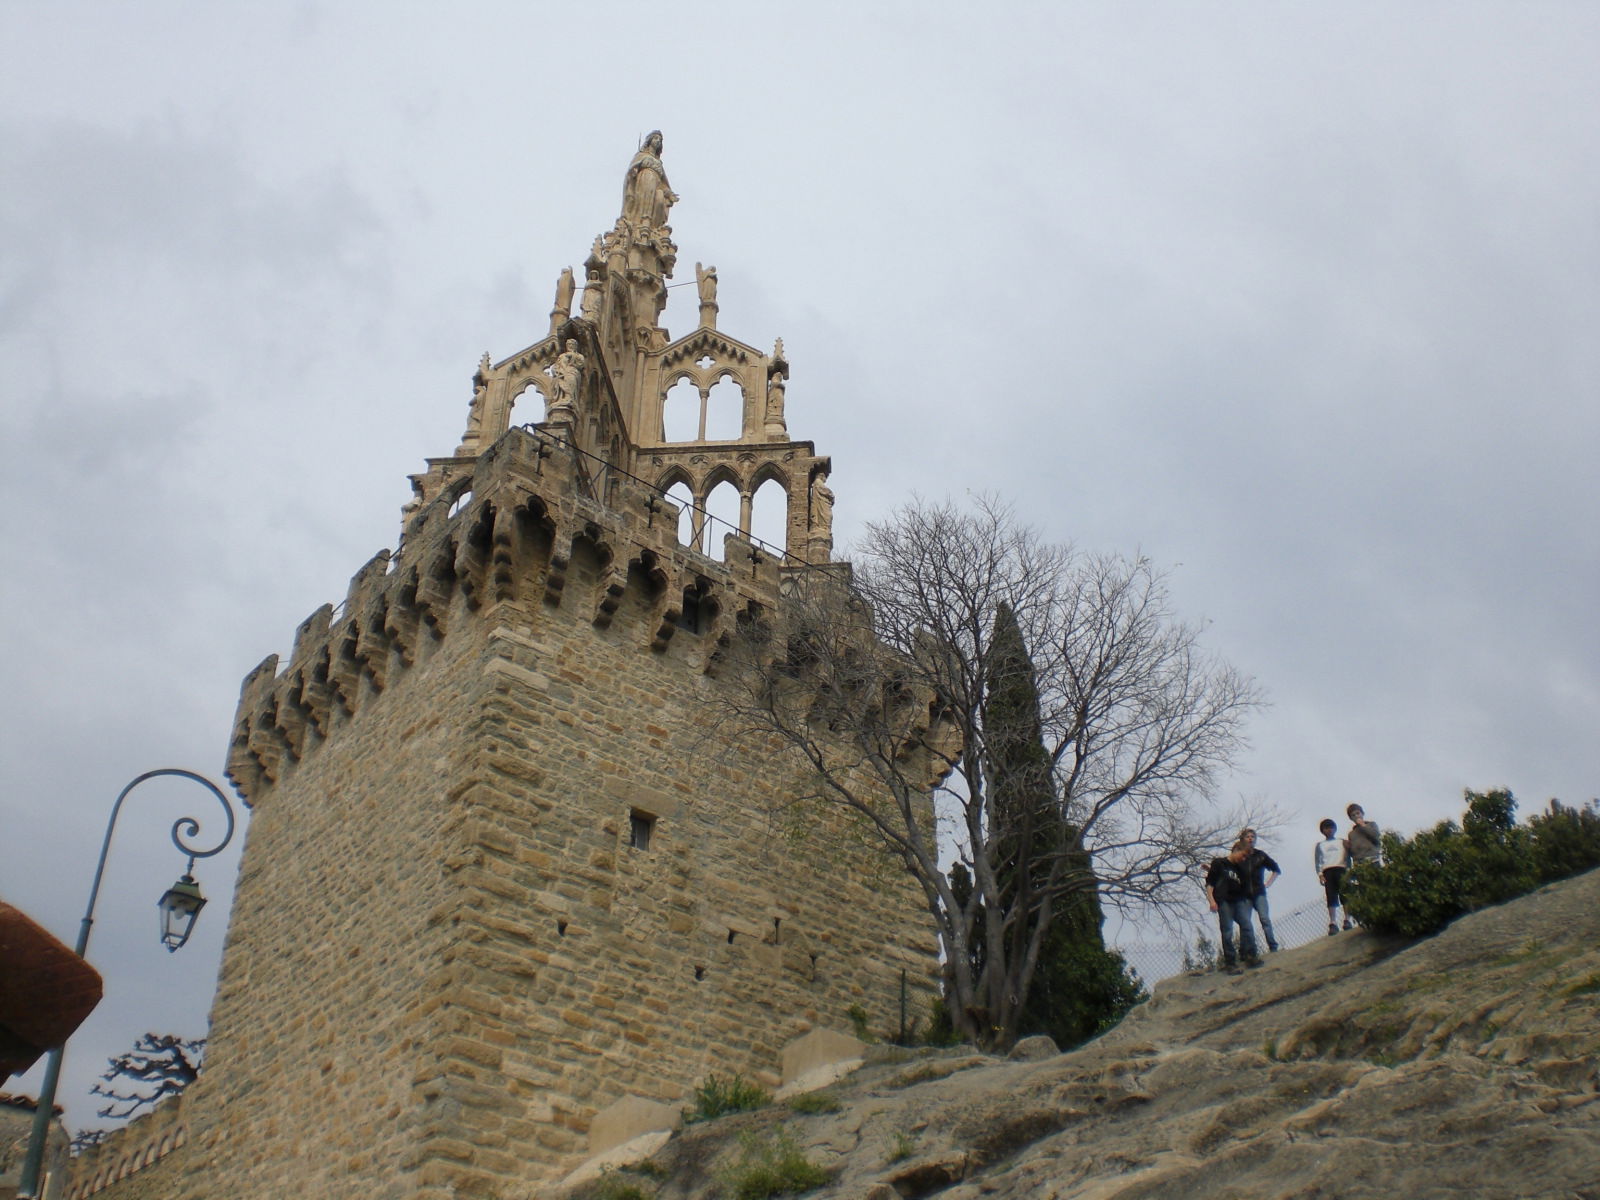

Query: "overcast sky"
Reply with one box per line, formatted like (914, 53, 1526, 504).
(3, 2, 1596, 1131)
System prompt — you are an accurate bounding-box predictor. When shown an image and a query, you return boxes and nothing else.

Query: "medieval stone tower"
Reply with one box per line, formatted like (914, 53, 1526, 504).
(88, 135, 938, 1199)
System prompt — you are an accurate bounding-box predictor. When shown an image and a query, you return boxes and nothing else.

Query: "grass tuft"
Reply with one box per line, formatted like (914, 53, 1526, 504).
(684, 1073, 771, 1124)
(886, 1130, 917, 1163)
(784, 1090, 842, 1115)
(715, 1128, 831, 1199)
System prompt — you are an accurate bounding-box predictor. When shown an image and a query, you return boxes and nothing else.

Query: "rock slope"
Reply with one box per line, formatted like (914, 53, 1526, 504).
(572, 868, 1600, 1200)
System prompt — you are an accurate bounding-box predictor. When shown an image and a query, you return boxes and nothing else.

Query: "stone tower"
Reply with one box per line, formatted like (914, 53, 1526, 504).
(147, 134, 938, 1199)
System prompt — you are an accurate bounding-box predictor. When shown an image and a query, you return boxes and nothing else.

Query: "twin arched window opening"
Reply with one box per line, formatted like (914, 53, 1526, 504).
(662, 374, 743, 442)
(663, 477, 787, 561)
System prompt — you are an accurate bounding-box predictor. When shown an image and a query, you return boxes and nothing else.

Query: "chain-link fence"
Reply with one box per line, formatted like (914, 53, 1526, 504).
(1113, 898, 1339, 984)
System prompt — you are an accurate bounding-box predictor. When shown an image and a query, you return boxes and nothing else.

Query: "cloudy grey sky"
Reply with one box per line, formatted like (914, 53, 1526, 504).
(3, 2, 1596, 1129)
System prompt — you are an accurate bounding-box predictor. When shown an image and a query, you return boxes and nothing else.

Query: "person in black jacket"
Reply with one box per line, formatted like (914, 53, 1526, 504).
(1238, 827, 1282, 953)
(1206, 842, 1261, 974)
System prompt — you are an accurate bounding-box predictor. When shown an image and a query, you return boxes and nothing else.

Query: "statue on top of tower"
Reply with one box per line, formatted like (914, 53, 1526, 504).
(580, 265, 603, 324)
(622, 130, 678, 228)
(547, 339, 584, 423)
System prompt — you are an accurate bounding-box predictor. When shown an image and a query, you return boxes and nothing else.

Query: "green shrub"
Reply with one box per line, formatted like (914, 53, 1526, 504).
(922, 998, 967, 1047)
(1528, 799, 1600, 882)
(784, 1090, 842, 1115)
(1343, 790, 1600, 938)
(1181, 934, 1218, 974)
(587, 1168, 653, 1200)
(1020, 940, 1148, 1048)
(845, 1004, 875, 1043)
(714, 1129, 831, 1199)
(684, 1073, 771, 1124)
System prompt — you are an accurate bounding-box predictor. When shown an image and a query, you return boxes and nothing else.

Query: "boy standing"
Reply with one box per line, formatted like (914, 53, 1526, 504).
(1206, 841, 1261, 974)
(1239, 828, 1281, 953)
(1315, 818, 1349, 934)
(1346, 804, 1381, 866)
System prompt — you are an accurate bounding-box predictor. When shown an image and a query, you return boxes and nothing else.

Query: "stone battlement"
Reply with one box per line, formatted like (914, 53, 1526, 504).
(227, 424, 809, 805)
(63, 1098, 187, 1200)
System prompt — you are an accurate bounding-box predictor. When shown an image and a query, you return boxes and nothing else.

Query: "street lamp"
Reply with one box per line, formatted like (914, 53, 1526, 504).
(16, 768, 236, 1199)
(157, 874, 207, 951)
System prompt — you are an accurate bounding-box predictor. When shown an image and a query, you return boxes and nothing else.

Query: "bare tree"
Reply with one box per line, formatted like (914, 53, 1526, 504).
(69, 1129, 108, 1155)
(91, 1033, 204, 1120)
(720, 497, 1262, 1049)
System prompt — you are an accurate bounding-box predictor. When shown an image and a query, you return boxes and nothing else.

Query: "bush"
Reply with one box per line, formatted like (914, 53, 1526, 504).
(1343, 790, 1600, 937)
(714, 1129, 831, 1199)
(1181, 934, 1218, 974)
(922, 998, 967, 1048)
(684, 1073, 770, 1124)
(845, 1004, 875, 1043)
(784, 1090, 842, 1115)
(1020, 940, 1147, 1048)
(1528, 799, 1600, 882)
(587, 1169, 653, 1200)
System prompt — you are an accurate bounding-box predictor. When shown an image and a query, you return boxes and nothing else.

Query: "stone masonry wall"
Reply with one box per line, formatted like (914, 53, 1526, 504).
(175, 427, 938, 1199)
(426, 584, 937, 1193)
(170, 607, 485, 1198)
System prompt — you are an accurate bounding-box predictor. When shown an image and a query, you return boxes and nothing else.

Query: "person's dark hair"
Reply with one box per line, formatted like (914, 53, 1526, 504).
(1319, 818, 1337, 835)
(1346, 804, 1364, 819)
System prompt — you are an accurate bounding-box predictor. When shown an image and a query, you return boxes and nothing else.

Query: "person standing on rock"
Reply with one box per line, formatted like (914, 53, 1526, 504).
(1315, 818, 1350, 935)
(1238, 828, 1282, 953)
(1206, 841, 1261, 974)
(1345, 804, 1381, 867)
(1341, 803, 1380, 932)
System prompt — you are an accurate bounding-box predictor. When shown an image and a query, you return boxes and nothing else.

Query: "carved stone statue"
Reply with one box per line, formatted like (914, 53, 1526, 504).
(695, 262, 718, 305)
(548, 339, 584, 422)
(603, 217, 629, 270)
(621, 130, 678, 228)
(554, 267, 575, 316)
(464, 352, 491, 442)
(695, 261, 718, 328)
(809, 472, 834, 537)
(580, 267, 603, 323)
(765, 372, 787, 427)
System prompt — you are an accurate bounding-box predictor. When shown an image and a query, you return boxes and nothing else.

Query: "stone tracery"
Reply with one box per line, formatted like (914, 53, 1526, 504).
(418, 131, 834, 565)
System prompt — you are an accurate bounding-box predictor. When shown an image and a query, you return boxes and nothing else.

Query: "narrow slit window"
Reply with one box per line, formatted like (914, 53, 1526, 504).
(629, 809, 656, 851)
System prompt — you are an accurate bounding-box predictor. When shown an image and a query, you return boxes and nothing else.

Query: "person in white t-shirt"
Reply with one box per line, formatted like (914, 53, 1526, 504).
(1314, 818, 1350, 935)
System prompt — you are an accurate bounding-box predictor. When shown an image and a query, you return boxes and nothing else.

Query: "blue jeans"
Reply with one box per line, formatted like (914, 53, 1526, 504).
(1249, 891, 1278, 951)
(1217, 898, 1258, 966)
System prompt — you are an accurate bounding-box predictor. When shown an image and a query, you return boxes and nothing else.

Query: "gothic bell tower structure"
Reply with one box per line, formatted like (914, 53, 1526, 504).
(412, 128, 835, 570)
(154, 134, 937, 1200)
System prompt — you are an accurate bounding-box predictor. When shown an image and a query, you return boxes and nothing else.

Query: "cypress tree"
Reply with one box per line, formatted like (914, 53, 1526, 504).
(982, 603, 1145, 1047)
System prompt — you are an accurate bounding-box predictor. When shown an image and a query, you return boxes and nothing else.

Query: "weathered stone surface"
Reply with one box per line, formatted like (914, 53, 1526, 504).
(562, 1129, 674, 1190)
(1005, 1033, 1058, 1061)
(566, 869, 1600, 1200)
(780, 1029, 867, 1085)
(587, 1096, 680, 1156)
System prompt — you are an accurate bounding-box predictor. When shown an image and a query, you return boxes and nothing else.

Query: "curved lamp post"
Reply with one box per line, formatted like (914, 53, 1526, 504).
(17, 768, 236, 1199)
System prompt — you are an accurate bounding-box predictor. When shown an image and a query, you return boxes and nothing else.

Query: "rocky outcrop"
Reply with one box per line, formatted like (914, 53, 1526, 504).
(568, 868, 1600, 1200)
